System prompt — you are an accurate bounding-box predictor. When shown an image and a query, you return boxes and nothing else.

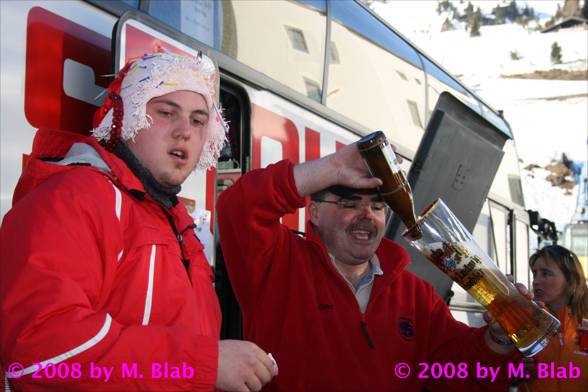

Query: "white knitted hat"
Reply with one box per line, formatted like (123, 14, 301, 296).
(91, 51, 228, 170)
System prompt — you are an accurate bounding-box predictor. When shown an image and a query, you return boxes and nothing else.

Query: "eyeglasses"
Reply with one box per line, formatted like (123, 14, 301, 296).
(315, 198, 388, 212)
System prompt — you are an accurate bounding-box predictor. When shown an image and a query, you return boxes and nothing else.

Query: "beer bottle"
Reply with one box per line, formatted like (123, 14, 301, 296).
(357, 131, 421, 238)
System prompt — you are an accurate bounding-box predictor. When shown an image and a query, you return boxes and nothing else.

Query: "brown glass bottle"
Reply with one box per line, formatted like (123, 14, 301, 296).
(357, 131, 421, 238)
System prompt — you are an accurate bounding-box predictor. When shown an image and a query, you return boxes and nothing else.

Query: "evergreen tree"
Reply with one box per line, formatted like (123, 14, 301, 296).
(464, 1, 474, 18)
(510, 51, 521, 60)
(442, 17, 454, 31)
(492, 4, 506, 24)
(507, 0, 520, 21)
(551, 42, 562, 64)
(436, 0, 456, 15)
(470, 8, 482, 37)
(522, 4, 535, 18)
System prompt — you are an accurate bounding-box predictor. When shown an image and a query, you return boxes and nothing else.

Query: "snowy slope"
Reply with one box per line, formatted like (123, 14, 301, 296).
(371, 0, 588, 229)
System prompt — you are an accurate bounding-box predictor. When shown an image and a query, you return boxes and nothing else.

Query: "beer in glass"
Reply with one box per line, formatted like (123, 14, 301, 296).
(403, 199, 560, 357)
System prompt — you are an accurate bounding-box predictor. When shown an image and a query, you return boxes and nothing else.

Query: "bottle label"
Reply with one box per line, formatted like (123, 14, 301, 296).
(381, 143, 401, 174)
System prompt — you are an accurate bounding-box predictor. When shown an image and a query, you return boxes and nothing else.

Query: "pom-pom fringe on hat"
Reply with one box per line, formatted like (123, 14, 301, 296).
(91, 51, 228, 170)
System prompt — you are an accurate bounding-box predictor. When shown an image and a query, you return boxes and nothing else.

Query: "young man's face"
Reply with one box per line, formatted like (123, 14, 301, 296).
(309, 193, 387, 265)
(126, 90, 209, 187)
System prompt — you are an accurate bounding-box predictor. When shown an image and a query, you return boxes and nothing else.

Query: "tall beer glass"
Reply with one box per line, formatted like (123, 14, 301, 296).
(403, 199, 560, 357)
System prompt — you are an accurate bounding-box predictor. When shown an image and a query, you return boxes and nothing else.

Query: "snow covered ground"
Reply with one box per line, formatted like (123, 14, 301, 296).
(372, 0, 588, 229)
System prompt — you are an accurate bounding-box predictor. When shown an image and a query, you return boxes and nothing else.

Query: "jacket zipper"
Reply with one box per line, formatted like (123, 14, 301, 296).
(160, 206, 195, 280)
(314, 242, 378, 349)
(361, 314, 375, 349)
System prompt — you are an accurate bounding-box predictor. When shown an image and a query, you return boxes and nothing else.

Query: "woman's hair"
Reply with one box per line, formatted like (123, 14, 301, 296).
(530, 245, 588, 323)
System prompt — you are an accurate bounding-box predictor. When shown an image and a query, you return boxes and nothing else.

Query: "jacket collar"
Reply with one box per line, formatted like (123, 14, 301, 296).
(26, 128, 145, 196)
(15, 129, 193, 232)
(80, 137, 193, 230)
(84, 138, 146, 195)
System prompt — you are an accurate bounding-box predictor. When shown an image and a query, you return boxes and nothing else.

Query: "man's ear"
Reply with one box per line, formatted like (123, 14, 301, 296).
(308, 202, 320, 225)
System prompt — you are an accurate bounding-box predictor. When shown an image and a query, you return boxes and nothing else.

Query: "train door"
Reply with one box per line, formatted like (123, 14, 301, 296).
(215, 82, 250, 339)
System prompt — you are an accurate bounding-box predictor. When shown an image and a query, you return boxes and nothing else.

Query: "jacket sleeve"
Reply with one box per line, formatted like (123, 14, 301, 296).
(216, 160, 305, 312)
(423, 285, 521, 391)
(0, 170, 218, 391)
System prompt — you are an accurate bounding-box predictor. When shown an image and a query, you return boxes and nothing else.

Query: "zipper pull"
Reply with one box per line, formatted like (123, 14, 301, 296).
(182, 258, 190, 270)
(360, 315, 375, 349)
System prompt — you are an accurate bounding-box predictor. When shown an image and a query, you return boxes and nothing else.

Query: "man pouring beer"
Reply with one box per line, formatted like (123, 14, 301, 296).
(216, 133, 532, 391)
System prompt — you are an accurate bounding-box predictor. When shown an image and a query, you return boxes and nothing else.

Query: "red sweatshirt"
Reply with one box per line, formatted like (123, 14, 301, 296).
(217, 160, 519, 392)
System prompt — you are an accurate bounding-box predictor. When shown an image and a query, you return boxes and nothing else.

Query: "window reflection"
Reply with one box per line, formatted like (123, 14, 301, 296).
(304, 77, 322, 102)
(407, 100, 423, 129)
(286, 26, 309, 53)
(327, 0, 426, 153)
(420, 56, 482, 123)
(228, 0, 326, 101)
(147, 0, 221, 49)
(329, 41, 340, 64)
(146, 1, 326, 102)
(515, 219, 530, 287)
(489, 202, 510, 274)
(120, 0, 139, 8)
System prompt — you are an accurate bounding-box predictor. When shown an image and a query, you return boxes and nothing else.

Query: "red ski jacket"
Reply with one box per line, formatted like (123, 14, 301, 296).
(0, 129, 221, 391)
(217, 160, 519, 392)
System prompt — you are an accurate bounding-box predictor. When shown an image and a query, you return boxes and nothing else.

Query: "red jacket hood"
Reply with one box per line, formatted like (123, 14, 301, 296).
(13, 129, 144, 205)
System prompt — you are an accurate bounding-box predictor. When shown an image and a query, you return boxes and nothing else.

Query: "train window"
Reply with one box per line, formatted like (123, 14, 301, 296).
(473, 202, 496, 261)
(396, 71, 408, 81)
(480, 104, 513, 138)
(215, 85, 248, 340)
(91, 0, 140, 14)
(420, 55, 482, 122)
(563, 224, 588, 274)
(119, 0, 139, 8)
(304, 78, 322, 102)
(420, 56, 467, 95)
(489, 202, 510, 274)
(515, 218, 530, 287)
(147, 0, 222, 49)
(217, 88, 245, 173)
(508, 174, 525, 206)
(329, 41, 340, 64)
(227, 0, 327, 101)
(147, 0, 327, 101)
(407, 100, 423, 129)
(490, 141, 523, 205)
(331, 0, 421, 68)
(285, 26, 310, 53)
(327, 0, 426, 153)
(299, 0, 327, 11)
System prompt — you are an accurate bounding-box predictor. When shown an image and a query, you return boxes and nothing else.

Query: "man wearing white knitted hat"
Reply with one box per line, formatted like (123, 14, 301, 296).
(0, 52, 276, 391)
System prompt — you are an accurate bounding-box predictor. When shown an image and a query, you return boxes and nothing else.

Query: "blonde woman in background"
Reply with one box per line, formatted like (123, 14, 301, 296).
(521, 245, 588, 392)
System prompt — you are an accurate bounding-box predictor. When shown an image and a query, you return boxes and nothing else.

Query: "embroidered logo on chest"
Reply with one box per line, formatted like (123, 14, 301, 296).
(398, 316, 415, 341)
